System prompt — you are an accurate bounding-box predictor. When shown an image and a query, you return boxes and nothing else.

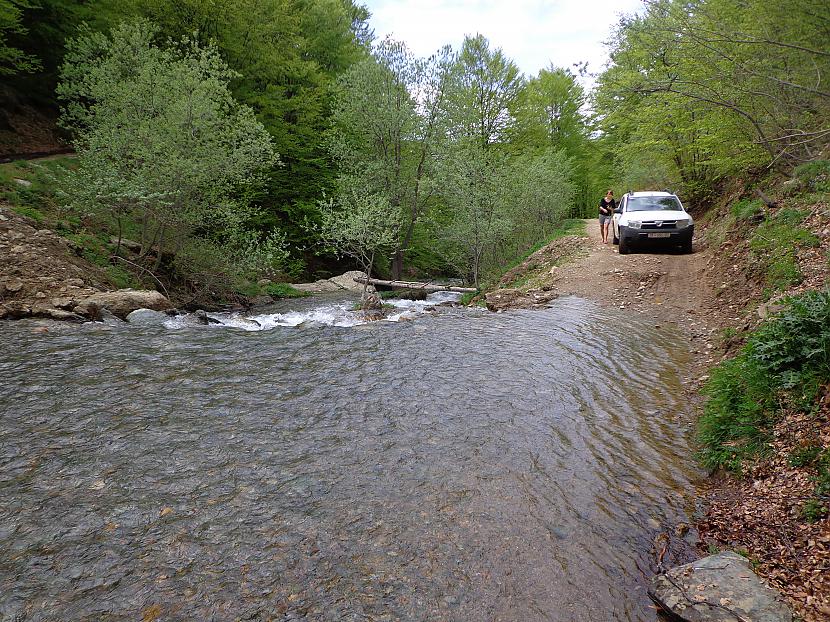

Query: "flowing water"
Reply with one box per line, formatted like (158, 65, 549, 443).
(0, 295, 701, 621)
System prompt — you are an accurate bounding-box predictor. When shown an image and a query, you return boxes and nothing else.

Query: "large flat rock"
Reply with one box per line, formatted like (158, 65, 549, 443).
(650, 552, 792, 621)
(74, 289, 172, 320)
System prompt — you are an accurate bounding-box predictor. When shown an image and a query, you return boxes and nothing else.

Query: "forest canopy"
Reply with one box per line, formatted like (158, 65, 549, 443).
(0, 0, 826, 294)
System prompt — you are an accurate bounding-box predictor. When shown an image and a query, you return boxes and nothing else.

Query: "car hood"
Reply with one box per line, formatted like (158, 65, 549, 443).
(621, 210, 691, 222)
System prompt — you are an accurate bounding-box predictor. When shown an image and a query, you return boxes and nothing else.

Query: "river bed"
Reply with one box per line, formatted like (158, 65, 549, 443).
(0, 295, 700, 621)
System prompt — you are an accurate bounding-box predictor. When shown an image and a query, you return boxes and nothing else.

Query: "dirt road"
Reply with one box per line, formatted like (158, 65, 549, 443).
(552, 219, 712, 318)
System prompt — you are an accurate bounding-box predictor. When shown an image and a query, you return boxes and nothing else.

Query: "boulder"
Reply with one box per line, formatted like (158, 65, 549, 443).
(649, 552, 792, 622)
(74, 289, 172, 320)
(4, 277, 24, 294)
(328, 271, 371, 292)
(126, 308, 170, 326)
(291, 279, 343, 293)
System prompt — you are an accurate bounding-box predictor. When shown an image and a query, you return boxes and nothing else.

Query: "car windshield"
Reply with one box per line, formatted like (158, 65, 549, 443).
(627, 196, 683, 212)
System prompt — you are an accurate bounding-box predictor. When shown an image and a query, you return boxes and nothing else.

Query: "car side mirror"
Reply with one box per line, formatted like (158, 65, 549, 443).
(614, 207, 622, 214)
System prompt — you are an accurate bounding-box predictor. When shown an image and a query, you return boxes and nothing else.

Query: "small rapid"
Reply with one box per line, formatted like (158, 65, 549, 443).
(0, 295, 700, 621)
(163, 291, 465, 330)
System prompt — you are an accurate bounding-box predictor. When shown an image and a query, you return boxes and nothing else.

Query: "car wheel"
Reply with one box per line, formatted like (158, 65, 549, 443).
(619, 236, 630, 254)
(612, 228, 619, 245)
(682, 238, 693, 254)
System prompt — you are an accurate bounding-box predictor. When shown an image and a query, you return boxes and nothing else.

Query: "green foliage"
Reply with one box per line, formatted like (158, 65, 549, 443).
(731, 199, 763, 221)
(0, 0, 41, 74)
(749, 209, 818, 292)
(802, 499, 827, 523)
(63, 231, 139, 288)
(595, 0, 829, 201)
(789, 446, 822, 468)
(698, 290, 830, 471)
(793, 160, 830, 193)
(10, 204, 43, 222)
(263, 283, 310, 299)
(318, 176, 401, 299)
(57, 20, 284, 292)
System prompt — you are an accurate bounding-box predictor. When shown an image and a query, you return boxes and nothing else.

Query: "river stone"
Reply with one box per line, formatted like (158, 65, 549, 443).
(126, 308, 169, 326)
(74, 289, 172, 320)
(291, 279, 342, 293)
(649, 552, 792, 622)
(4, 277, 24, 293)
(328, 270, 370, 291)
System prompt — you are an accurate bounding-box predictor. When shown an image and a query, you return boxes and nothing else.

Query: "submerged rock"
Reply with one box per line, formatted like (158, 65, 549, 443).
(126, 308, 169, 326)
(649, 552, 792, 621)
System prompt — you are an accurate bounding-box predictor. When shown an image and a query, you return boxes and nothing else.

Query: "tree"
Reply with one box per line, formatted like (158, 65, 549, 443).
(329, 38, 452, 279)
(0, 0, 40, 75)
(319, 176, 401, 306)
(445, 34, 524, 149)
(596, 0, 830, 193)
(433, 142, 509, 288)
(57, 20, 283, 293)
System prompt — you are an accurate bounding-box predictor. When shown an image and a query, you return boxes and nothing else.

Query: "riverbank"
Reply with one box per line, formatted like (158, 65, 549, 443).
(482, 190, 830, 619)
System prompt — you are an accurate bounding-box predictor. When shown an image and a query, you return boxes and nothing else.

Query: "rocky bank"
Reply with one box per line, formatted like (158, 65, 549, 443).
(0, 203, 172, 321)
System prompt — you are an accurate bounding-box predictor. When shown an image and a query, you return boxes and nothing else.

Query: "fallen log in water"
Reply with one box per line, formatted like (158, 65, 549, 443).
(353, 277, 477, 293)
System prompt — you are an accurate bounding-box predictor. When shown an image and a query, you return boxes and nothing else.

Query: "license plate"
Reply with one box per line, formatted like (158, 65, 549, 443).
(648, 232, 671, 238)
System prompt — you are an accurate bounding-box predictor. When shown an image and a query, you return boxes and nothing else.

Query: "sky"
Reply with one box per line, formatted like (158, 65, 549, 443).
(360, 0, 645, 88)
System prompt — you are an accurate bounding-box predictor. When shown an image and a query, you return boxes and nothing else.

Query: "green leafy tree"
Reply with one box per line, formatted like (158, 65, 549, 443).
(319, 175, 401, 305)
(57, 20, 282, 293)
(445, 34, 524, 149)
(0, 0, 39, 75)
(329, 38, 452, 279)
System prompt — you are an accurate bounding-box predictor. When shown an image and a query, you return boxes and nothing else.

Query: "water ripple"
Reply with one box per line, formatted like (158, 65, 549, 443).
(0, 296, 700, 621)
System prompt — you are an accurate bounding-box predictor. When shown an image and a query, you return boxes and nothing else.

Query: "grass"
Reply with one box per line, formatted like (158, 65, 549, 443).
(748, 208, 819, 294)
(731, 198, 763, 221)
(263, 283, 310, 299)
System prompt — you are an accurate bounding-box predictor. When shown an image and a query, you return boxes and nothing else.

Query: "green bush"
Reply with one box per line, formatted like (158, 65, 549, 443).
(697, 290, 830, 471)
(794, 160, 830, 192)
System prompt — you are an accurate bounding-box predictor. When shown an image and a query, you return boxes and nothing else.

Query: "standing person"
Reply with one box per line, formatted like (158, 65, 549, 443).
(598, 190, 616, 244)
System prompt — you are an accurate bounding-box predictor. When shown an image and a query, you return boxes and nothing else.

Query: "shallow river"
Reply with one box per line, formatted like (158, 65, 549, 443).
(0, 295, 700, 621)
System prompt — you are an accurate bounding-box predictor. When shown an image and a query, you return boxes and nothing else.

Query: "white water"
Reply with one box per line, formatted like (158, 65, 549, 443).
(163, 290, 464, 331)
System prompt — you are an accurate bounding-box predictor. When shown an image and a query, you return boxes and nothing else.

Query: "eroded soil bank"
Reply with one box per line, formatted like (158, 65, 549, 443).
(485, 216, 830, 621)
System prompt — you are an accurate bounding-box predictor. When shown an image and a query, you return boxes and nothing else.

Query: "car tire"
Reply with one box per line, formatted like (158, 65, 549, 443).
(612, 228, 619, 245)
(682, 238, 693, 254)
(619, 236, 630, 254)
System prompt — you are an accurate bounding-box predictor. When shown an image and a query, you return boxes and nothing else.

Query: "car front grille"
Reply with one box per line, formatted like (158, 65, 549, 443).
(641, 220, 677, 230)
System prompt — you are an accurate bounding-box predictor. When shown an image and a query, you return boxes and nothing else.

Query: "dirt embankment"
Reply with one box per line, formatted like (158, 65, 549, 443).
(485, 207, 830, 620)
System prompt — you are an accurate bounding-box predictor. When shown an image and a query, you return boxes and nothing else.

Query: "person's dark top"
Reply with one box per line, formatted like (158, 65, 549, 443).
(599, 197, 616, 216)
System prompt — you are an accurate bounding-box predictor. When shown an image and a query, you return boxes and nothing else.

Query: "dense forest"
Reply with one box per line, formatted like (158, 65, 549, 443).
(0, 0, 827, 298)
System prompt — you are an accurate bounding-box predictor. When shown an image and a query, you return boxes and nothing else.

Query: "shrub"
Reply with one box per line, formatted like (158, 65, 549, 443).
(794, 160, 830, 192)
(731, 199, 763, 220)
(697, 290, 830, 471)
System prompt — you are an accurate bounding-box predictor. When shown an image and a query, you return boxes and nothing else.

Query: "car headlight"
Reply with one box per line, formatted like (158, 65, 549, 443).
(675, 218, 691, 229)
(627, 220, 641, 229)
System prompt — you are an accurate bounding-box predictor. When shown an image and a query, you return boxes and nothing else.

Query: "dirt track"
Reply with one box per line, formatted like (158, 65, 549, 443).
(553, 219, 712, 319)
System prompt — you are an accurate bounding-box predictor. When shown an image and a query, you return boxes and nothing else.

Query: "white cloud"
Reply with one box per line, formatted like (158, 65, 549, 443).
(361, 0, 644, 87)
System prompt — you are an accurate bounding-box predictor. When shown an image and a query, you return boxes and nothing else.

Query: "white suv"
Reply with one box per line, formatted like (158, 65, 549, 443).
(612, 191, 694, 254)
